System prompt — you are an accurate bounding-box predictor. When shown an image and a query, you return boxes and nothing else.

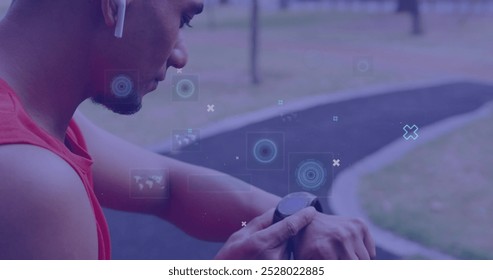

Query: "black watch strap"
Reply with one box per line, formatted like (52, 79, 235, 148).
(272, 192, 323, 259)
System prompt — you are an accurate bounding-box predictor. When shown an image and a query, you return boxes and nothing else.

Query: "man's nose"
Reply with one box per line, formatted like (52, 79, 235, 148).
(167, 41, 188, 70)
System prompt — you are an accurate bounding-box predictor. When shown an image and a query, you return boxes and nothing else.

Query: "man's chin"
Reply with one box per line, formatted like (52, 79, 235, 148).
(91, 94, 142, 115)
(107, 103, 142, 115)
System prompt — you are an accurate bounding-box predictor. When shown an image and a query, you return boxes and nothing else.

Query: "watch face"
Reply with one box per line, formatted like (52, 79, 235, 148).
(277, 196, 310, 216)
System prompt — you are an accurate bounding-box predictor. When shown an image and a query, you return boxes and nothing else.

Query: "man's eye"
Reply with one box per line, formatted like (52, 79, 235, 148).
(180, 15, 193, 29)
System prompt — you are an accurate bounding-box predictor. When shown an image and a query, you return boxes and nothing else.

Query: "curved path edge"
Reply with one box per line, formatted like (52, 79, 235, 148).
(149, 78, 491, 152)
(329, 100, 493, 260)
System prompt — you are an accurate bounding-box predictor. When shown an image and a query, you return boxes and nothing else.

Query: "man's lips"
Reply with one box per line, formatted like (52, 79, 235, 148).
(146, 69, 166, 92)
(156, 68, 167, 82)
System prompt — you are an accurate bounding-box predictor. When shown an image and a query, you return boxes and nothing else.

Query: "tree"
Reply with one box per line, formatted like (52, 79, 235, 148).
(280, 0, 290, 10)
(250, 0, 261, 84)
(397, 0, 423, 35)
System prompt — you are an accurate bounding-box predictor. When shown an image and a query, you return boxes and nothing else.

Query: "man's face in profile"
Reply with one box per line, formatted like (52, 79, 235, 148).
(91, 0, 203, 115)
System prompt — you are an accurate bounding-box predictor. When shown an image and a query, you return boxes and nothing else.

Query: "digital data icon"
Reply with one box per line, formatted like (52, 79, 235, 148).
(253, 139, 278, 164)
(280, 112, 299, 123)
(207, 104, 215, 113)
(403, 124, 419, 140)
(295, 159, 327, 190)
(172, 129, 201, 152)
(246, 132, 285, 170)
(111, 75, 134, 98)
(289, 153, 333, 197)
(353, 56, 373, 76)
(172, 74, 199, 102)
(130, 169, 169, 199)
(104, 69, 139, 105)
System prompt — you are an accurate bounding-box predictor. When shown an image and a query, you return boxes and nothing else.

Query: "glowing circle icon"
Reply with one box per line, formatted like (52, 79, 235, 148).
(111, 75, 134, 98)
(357, 60, 370, 73)
(176, 79, 196, 99)
(252, 139, 278, 164)
(295, 159, 327, 190)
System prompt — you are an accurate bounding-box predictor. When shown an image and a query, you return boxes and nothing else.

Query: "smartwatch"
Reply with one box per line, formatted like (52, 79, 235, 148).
(273, 192, 323, 223)
(272, 192, 323, 259)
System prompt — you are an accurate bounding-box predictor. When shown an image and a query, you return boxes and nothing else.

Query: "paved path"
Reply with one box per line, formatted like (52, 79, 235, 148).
(104, 81, 493, 259)
(331, 100, 493, 260)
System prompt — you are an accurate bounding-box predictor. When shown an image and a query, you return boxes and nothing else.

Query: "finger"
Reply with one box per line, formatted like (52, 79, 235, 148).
(365, 234, 377, 259)
(359, 222, 377, 259)
(354, 238, 371, 260)
(258, 207, 317, 248)
(311, 246, 338, 260)
(245, 208, 276, 233)
(339, 241, 358, 260)
(322, 247, 339, 260)
(299, 240, 338, 260)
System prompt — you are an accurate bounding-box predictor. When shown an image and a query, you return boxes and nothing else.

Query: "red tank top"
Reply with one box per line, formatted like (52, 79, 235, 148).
(0, 79, 111, 260)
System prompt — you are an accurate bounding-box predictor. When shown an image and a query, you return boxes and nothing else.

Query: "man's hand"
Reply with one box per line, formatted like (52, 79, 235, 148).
(293, 213, 376, 260)
(215, 207, 317, 260)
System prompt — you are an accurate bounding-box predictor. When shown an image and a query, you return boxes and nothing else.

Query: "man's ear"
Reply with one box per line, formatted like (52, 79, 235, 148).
(101, 0, 118, 27)
(101, 0, 133, 27)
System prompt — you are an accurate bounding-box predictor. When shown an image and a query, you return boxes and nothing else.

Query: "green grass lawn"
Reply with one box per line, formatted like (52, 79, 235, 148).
(358, 111, 493, 259)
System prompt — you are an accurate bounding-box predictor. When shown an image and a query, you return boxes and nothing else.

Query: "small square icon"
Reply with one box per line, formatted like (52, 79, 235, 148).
(353, 56, 373, 75)
(172, 74, 199, 102)
(130, 169, 169, 199)
(172, 129, 201, 152)
(246, 132, 285, 170)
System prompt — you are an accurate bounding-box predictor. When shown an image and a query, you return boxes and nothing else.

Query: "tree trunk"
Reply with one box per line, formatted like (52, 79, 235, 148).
(397, 0, 419, 14)
(250, 0, 261, 84)
(397, 0, 423, 35)
(280, 0, 290, 10)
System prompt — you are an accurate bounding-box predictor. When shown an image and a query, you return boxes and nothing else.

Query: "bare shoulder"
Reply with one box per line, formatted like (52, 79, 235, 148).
(0, 144, 98, 259)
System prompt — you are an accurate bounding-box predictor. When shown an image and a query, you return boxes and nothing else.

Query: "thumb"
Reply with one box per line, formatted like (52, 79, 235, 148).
(259, 207, 317, 248)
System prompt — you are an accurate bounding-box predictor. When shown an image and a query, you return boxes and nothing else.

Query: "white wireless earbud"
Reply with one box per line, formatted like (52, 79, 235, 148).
(114, 0, 126, 38)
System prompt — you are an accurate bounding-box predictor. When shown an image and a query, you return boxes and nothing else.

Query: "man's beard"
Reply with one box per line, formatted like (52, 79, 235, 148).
(91, 90, 142, 115)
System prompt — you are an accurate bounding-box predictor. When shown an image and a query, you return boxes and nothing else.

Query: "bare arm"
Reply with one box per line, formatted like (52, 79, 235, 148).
(0, 145, 98, 259)
(74, 112, 376, 259)
(74, 111, 280, 242)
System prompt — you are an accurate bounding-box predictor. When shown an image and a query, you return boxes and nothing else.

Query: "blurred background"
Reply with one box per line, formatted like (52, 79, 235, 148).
(1, 0, 492, 259)
(82, 0, 493, 146)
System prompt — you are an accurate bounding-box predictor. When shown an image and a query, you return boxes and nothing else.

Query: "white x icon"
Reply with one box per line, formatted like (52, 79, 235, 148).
(333, 159, 340, 167)
(241, 221, 247, 227)
(207, 104, 215, 112)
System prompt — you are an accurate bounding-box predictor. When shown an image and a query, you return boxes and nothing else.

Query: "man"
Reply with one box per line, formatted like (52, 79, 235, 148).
(0, 0, 375, 260)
